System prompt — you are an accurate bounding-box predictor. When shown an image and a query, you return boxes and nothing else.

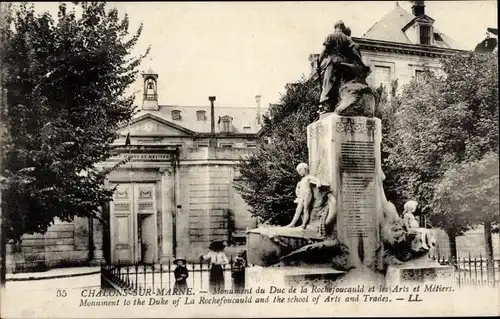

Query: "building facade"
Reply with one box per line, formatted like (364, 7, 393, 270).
(309, 1, 465, 92)
(7, 69, 265, 271)
(101, 69, 265, 263)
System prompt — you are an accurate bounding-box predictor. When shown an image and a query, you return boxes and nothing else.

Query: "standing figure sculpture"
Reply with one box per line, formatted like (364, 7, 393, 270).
(317, 20, 366, 113)
(287, 163, 313, 229)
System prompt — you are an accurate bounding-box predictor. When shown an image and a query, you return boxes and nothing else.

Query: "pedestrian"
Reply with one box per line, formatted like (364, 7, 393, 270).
(200, 241, 229, 292)
(173, 257, 189, 290)
(231, 251, 246, 290)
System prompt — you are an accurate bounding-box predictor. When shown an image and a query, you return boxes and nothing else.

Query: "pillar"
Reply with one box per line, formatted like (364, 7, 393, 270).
(160, 168, 174, 262)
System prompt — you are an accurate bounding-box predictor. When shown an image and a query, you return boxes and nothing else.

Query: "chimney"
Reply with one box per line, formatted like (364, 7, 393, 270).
(255, 95, 262, 125)
(411, 0, 425, 16)
(209, 96, 216, 147)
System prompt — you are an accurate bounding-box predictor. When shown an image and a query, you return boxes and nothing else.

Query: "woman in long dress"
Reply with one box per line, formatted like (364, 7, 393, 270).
(200, 241, 229, 292)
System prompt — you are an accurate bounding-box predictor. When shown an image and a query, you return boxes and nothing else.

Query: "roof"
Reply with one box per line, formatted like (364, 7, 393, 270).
(133, 104, 268, 134)
(362, 4, 465, 50)
(363, 4, 414, 43)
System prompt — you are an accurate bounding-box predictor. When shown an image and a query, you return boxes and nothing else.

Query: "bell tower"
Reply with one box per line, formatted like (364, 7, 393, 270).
(142, 67, 159, 110)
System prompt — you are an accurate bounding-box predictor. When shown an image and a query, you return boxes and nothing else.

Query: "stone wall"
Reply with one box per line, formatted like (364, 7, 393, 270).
(6, 217, 92, 273)
(361, 49, 443, 91)
(433, 226, 500, 259)
(176, 147, 257, 261)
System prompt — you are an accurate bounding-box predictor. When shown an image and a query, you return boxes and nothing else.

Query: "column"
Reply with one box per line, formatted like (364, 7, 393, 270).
(160, 168, 174, 262)
(90, 209, 105, 265)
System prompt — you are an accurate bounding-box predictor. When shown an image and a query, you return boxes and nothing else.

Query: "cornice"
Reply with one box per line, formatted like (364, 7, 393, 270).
(352, 37, 466, 57)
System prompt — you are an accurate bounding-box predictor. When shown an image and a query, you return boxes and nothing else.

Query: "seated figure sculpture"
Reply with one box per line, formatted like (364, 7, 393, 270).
(402, 200, 420, 230)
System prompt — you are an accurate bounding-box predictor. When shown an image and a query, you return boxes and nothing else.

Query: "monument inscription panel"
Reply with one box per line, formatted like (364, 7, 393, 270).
(340, 141, 376, 238)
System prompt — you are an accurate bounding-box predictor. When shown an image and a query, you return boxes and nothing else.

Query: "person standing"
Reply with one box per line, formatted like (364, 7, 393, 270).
(200, 241, 229, 293)
(173, 257, 189, 290)
(231, 251, 247, 290)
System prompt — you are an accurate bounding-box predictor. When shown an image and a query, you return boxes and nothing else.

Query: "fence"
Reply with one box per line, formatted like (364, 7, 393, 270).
(429, 254, 500, 288)
(101, 257, 246, 293)
(101, 255, 500, 292)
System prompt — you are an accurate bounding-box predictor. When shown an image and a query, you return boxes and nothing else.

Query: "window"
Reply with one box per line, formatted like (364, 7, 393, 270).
(222, 120, 231, 132)
(171, 110, 181, 120)
(419, 25, 431, 45)
(196, 143, 209, 148)
(373, 66, 392, 90)
(220, 143, 233, 148)
(415, 70, 425, 83)
(246, 143, 257, 149)
(219, 115, 233, 133)
(196, 110, 206, 121)
(243, 126, 251, 132)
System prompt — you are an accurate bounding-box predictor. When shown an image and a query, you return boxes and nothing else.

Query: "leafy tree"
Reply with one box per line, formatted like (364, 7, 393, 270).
(373, 80, 407, 210)
(386, 51, 498, 261)
(234, 77, 320, 225)
(0, 2, 149, 242)
(434, 152, 499, 271)
(234, 75, 392, 226)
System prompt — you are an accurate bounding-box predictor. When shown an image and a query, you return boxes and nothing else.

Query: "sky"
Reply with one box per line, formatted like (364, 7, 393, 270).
(27, 1, 498, 109)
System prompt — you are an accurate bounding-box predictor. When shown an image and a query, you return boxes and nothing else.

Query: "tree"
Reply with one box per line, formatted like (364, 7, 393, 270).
(434, 152, 499, 272)
(234, 75, 391, 226)
(373, 80, 407, 210)
(0, 2, 149, 241)
(234, 77, 320, 225)
(385, 51, 498, 261)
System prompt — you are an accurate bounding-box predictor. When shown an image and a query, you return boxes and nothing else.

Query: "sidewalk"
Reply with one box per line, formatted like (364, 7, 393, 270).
(6, 266, 100, 281)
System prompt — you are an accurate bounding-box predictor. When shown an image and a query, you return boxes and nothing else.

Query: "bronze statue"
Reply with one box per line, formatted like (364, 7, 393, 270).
(317, 21, 366, 114)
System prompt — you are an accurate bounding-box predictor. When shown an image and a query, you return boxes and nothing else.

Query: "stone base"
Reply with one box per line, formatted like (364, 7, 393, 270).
(246, 227, 324, 267)
(245, 265, 345, 288)
(90, 257, 105, 266)
(386, 263, 455, 286)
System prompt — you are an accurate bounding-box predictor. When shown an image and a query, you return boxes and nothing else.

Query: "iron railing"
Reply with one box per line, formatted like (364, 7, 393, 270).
(101, 254, 499, 292)
(429, 254, 500, 288)
(101, 256, 246, 292)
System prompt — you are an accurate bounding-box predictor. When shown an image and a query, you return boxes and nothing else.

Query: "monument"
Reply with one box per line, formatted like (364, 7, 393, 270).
(246, 20, 454, 287)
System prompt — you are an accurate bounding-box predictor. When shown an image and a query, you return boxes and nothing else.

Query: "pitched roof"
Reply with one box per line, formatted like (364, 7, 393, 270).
(133, 104, 268, 134)
(363, 4, 415, 43)
(362, 4, 465, 49)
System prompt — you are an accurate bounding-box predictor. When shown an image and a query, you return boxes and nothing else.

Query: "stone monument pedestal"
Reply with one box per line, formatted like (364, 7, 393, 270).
(307, 114, 382, 270)
(246, 227, 325, 267)
(386, 261, 455, 286)
(245, 265, 345, 288)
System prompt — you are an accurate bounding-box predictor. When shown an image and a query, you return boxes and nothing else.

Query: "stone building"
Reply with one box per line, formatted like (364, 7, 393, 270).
(101, 69, 264, 264)
(6, 68, 265, 271)
(309, 1, 465, 91)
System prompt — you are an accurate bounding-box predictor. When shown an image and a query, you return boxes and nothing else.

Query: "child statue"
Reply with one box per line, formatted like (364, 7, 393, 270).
(402, 200, 420, 230)
(287, 163, 313, 229)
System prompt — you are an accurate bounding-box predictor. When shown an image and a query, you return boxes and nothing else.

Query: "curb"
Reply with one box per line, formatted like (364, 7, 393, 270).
(6, 270, 101, 282)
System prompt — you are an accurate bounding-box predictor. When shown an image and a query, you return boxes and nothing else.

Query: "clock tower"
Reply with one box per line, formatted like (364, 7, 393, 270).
(142, 68, 159, 110)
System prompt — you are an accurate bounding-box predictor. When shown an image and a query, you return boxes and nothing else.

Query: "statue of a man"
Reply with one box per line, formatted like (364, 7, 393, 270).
(317, 20, 365, 113)
(287, 163, 313, 229)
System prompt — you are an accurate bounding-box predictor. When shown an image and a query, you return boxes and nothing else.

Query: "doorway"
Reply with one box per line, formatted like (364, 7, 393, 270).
(110, 182, 158, 264)
(137, 213, 156, 264)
